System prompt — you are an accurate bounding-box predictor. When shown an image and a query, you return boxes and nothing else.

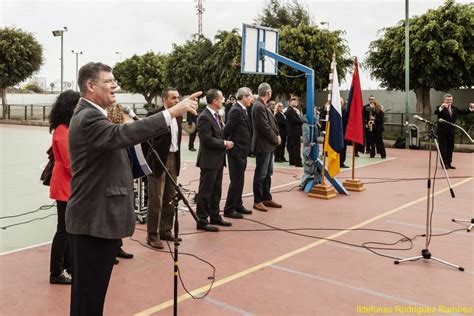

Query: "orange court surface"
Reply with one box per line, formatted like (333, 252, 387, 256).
(0, 126, 473, 315)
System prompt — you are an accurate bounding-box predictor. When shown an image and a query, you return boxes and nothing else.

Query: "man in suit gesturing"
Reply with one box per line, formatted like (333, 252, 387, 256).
(251, 82, 282, 212)
(223, 87, 254, 219)
(434, 94, 473, 169)
(196, 89, 234, 232)
(66, 62, 200, 316)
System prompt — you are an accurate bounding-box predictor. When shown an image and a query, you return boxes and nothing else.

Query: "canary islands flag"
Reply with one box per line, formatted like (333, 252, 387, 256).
(324, 59, 344, 178)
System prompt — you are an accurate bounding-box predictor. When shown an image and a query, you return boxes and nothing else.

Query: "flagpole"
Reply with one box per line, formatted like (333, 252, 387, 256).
(351, 141, 356, 179)
(321, 53, 336, 185)
(308, 53, 337, 199)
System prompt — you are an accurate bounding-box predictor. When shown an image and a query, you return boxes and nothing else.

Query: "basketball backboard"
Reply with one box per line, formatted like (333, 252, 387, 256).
(241, 24, 279, 75)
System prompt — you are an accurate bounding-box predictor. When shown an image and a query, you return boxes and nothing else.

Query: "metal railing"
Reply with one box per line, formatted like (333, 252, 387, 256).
(0, 103, 148, 121)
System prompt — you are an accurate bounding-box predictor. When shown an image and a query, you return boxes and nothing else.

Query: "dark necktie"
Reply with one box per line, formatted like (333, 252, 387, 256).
(214, 113, 223, 128)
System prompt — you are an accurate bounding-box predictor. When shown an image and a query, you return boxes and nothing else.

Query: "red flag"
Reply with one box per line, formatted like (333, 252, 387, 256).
(345, 58, 364, 145)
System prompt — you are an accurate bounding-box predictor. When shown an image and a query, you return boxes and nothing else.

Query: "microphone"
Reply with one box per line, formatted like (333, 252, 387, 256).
(413, 115, 435, 126)
(123, 106, 139, 121)
(438, 118, 454, 126)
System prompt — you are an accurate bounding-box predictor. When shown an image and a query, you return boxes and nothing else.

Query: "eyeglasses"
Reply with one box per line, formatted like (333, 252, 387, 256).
(95, 79, 117, 85)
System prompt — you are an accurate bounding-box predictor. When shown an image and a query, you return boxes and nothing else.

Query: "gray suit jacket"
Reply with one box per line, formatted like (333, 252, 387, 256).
(66, 99, 169, 239)
(251, 97, 279, 154)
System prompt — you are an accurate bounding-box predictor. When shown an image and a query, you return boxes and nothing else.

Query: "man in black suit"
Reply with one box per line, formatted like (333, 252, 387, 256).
(434, 94, 473, 169)
(196, 89, 234, 232)
(223, 87, 254, 219)
(144, 88, 183, 249)
(67, 62, 199, 316)
(286, 97, 303, 167)
(251, 83, 282, 212)
(187, 110, 198, 151)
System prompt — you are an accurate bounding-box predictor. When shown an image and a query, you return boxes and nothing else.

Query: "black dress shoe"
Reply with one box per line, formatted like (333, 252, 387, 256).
(50, 271, 72, 285)
(189, 148, 197, 152)
(449, 165, 456, 169)
(210, 218, 232, 226)
(223, 210, 244, 219)
(196, 224, 220, 232)
(117, 248, 134, 259)
(237, 207, 252, 215)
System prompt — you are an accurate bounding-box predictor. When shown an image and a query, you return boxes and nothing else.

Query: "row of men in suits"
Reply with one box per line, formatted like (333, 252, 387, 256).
(195, 84, 283, 231)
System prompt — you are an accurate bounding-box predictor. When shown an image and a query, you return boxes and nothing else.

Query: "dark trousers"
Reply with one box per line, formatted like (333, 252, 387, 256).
(370, 131, 386, 158)
(70, 234, 120, 316)
(253, 152, 273, 203)
(274, 134, 287, 161)
(188, 131, 197, 149)
(437, 128, 455, 166)
(224, 156, 247, 213)
(340, 143, 347, 166)
(287, 135, 302, 165)
(50, 200, 71, 276)
(196, 168, 223, 225)
(147, 153, 177, 238)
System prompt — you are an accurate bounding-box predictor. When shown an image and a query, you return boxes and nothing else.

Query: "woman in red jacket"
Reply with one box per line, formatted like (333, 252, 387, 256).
(49, 90, 80, 284)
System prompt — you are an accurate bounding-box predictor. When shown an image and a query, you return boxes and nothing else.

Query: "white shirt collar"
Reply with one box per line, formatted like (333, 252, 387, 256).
(206, 106, 219, 116)
(236, 101, 246, 111)
(82, 97, 108, 117)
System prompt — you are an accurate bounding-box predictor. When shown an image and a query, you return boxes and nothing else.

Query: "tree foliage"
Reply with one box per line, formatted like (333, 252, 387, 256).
(275, 24, 352, 98)
(365, 0, 473, 113)
(165, 35, 214, 96)
(113, 52, 167, 105)
(255, 0, 312, 28)
(0, 27, 43, 113)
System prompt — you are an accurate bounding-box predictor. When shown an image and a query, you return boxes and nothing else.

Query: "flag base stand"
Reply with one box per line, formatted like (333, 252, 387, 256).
(343, 179, 365, 192)
(308, 183, 337, 199)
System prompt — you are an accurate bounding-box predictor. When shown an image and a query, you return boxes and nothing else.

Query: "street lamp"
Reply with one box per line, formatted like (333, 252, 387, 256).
(52, 27, 68, 92)
(320, 21, 329, 30)
(71, 50, 83, 91)
(115, 51, 122, 62)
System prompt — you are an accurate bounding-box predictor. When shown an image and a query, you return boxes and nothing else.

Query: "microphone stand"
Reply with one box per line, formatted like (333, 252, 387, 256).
(439, 119, 474, 232)
(394, 123, 464, 271)
(146, 142, 198, 316)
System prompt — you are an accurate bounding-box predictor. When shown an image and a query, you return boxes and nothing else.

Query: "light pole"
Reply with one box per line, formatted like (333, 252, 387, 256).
(115, 51, 122, 62)
(320, 21, 329, 30)
(52, 27, 68, 92)
(71, 50, 83, 91)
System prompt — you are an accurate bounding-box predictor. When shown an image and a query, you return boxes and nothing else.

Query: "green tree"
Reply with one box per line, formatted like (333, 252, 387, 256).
(275, 24, 352, 98)
(255, 0, 312, 28)
(365, 0, 473, 114)
(21, 82, 45, 93)
(113, 52, 167, 106)
(0, 27, 43, 116)
(165, 35, 214, 96)
(208, 29, 244, 96)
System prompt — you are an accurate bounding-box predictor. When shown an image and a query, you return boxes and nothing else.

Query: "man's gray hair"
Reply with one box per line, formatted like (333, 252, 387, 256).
(443, 94, 453, 100)
(257, 82, 271, 97)
(236, 87, 252, 100)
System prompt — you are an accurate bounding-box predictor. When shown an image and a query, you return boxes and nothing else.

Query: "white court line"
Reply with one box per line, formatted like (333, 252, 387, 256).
(0, 241, 52, 256)
(270, 264, 428, 307)
(204, 297, 255, 316)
